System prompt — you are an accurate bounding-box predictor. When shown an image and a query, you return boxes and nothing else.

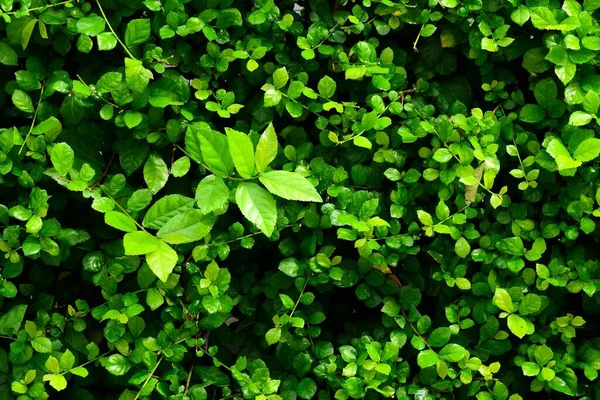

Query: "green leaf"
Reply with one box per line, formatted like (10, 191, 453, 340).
(530, 8, 558, 29)
(125, 19, 151, 46)
(569, 111, 593, 126)
(76, 16, 105, 36)
(265, 327, 281, 345)
(546, 137, 582, 170)
(12, 90, 34, 113)
(146, 240, 178, 282)
(119, 139, 148, 176)
(522, 362, 540, 376)
(21, 19, 37, 49)
(318, 76, 336, 98)
(417, 350, 439, 368)
(171, 156, 191, 177)
(255, 123, 278, 172)
(226, 128, 255, 179)
(297, 377, 317, 399)
(45, 356, 60, 374)
(259, 171, 322, 202)
(583, 91, 600, 114)
(439, 0, 458, 7)
(519, 294, 542, 315)
(273, 67, 289, 89)
(454, 237, 470, 258)
(519, 104, 545, 123)
(143, 152, 169, 194)
(142, 194, 195, 229)
(31, 337, 53, 353)
(105, 211, 137, 233)
(511, 5, 530, 26)
(216, 8, 243, 28)
(345, 65, 366, 80)
(507, 314, 528, 338)
(123, 112, 142, 129)
(428, 327, 451, 347)
(493, 288, 514, 313)
(548, 369, 578, 396)
(104, 354, 132, 376)
(195, 175, 229, 214)
(157, 210, 216, 244)
(264, 88, 282, 106)
(433, 148, 453, 163)
(123, 231, 160, 255)
(0, 305, 27, 335)
(0, 42, 18, 66)
(60, 350, 75, 370)
(188, 125, 234, 178)
(70, 367, 89, 377)
(49, 374, 67, 391)
(97, 32, 117, 51)
(555, 61, 576, 85)
(235, 182, 277, 236)
(49, 143, 74, 176)
(535, 345, 554, 365)
(573, 138, 600, 162)
(496, 237, 524, 256)
(439, 344, 466, 362)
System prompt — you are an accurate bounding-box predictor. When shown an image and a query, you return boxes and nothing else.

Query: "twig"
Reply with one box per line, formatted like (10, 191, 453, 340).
(5, 0, 75, 15)
(95, 0, 136, 60)
(133, 354, 163, 400)
(184, 362, 194, 394)
(89, 152, 116, 190)
(387, 272, 402, 288)
(77, 74, 120, 108)
(19, 81, 45, 154)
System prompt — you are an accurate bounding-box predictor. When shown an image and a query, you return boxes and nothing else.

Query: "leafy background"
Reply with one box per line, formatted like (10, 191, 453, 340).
(1, 0, 600, 399)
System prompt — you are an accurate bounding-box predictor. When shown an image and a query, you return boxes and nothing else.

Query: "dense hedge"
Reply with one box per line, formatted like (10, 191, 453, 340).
(1, 0, 600, 399)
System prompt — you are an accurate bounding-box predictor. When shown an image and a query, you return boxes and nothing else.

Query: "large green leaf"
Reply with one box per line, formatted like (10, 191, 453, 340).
(0, 305, 27, 335)
(188, 125, 234, 178)
(105, 211, 137, 233)
(226, 128, 255, 179)
(195, 175, 229, 214)
(76, 16, 105, 36)
(438, 344, 466, 362)
(48, 143, 74, 176)
(118, 138, 149, 175)
(255, 123, 278, 172)
(123, 231, 160, 255)
(143, 152, 169, 194)
(493, 288, 514, 313)
(146, 240, 178, 282)
(507, 314, 528, 338)
(0, 42, 18, 66)
(259, 171, 322, 202)
(546, 137, 582, 170)
(124, 19, 151, 46)
(142, 194, 195, 229)
(157, 210, 216, 244)
(573, 138, 600, 162)
(235, 182, 277, 236)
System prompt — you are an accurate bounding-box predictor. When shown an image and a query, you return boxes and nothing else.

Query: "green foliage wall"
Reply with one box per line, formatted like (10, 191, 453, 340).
(1, 0, 600, 399)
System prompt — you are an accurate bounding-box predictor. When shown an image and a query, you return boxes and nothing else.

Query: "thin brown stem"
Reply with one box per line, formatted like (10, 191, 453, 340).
(184, 362, 194, 394)
(89, 152, 116, 190)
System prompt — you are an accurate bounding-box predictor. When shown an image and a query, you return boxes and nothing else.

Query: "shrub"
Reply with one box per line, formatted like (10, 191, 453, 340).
(1, 0, 600, 399)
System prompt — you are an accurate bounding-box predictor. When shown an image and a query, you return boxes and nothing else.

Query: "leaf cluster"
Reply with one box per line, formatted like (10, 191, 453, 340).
(1, 0, 600, 399)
